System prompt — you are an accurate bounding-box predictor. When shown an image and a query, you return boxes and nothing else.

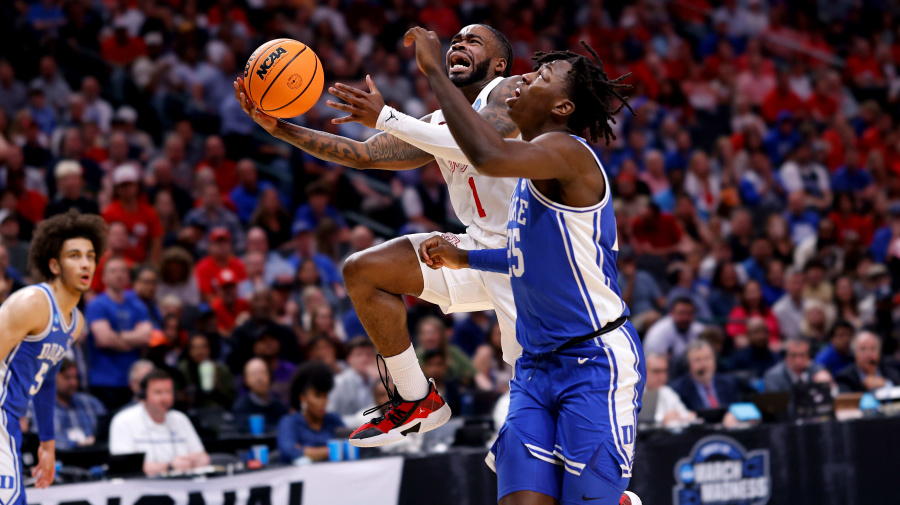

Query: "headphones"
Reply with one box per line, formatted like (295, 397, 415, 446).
(137, 374, 149, 400)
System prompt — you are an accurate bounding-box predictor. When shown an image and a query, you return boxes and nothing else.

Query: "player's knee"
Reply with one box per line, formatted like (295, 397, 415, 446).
(342, 250, 371, 289)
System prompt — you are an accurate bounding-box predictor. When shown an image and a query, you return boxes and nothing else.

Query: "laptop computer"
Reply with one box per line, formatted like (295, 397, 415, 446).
(792, 382, 834, 421)
(106, 453, 145, 478)
(637, 389, 659, 426)
(750, 392, 791, 423)
(695, 407, 727, 424)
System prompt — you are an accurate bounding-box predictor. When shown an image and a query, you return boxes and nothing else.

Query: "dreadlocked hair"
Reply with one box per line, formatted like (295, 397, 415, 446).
(531, 41, 635, 145)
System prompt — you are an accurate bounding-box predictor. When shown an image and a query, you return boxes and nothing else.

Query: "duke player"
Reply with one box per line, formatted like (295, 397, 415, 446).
(407, 27, 644, 505)
(235, 25, 525, 446)
(0, 210, 105, 502)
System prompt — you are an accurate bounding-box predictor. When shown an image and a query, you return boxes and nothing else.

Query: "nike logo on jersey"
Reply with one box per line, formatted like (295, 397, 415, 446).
(581, 494, 604, 501)
(578, 357, 595, 365)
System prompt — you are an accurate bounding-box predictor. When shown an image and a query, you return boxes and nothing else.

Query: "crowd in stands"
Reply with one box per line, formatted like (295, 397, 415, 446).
(1, 0, 900, 467)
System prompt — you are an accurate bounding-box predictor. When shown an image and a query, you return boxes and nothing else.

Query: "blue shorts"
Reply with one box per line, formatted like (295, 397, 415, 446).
(489, 322, 645, 505)
(0, 411, 25, 505)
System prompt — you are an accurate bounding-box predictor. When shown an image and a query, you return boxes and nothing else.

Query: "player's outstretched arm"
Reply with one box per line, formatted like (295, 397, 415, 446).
(326, 75, 519, 165)
(405, 28, 580, 182)
(234, 79, 434, 170)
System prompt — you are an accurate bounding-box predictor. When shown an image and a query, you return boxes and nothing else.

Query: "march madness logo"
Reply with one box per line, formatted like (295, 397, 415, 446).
(673, 435, 771, 505)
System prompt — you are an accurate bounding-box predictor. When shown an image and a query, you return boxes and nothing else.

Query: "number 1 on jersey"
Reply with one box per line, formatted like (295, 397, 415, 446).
(468, 177, 487, 218)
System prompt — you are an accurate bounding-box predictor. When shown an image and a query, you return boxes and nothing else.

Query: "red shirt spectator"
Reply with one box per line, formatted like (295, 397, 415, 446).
(419, 2, 461, 39)
(100, 24, 147, 66)
(91, 222, 134, 293)
(210, 269, 251, 335)
(194, 228, 248, 298)
(6, 169, 46, 224)
(631, 206, 683, 253)
(101, 166, 163, 264)
(807, 90, 838, 123)
(761, 78, 806, 124)
(195, 135, 237, 192)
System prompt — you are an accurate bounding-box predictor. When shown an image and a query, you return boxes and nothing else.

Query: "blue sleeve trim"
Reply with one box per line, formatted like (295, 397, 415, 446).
(468, 249, 508, 274)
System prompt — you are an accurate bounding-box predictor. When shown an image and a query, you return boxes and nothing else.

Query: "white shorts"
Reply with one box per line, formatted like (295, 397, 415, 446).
(407, 232, 521, 365)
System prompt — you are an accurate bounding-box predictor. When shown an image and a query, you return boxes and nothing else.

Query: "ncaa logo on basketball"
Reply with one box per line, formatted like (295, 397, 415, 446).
(256, 47, 288, 80)
(673, 435, 771, 505)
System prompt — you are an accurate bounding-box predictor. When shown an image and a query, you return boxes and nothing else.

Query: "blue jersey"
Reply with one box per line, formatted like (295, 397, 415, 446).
(0, 284, 77, 420)
(506, 136, 629, 354)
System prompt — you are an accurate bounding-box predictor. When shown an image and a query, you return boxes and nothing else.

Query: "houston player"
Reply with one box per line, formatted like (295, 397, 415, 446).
(406, 27, 644, 505)
(234, 24, 522, 445)
(0, 210, 106, 503)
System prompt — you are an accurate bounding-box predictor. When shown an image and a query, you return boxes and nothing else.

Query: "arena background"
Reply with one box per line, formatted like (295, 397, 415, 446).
(1, 0, 900, 504)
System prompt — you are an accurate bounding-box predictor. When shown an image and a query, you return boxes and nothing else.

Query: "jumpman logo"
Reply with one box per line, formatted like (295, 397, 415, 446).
(387, 110, 398, 123)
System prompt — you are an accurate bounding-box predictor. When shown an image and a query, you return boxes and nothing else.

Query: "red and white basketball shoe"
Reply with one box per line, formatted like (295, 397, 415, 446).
(348, 378, 452, 447)
(621, 491, 642, 505)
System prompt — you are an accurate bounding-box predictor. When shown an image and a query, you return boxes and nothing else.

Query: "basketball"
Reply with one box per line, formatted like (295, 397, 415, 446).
(243, 39, 324, 119)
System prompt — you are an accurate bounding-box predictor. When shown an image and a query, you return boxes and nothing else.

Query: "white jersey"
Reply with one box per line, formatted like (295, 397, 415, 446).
(429, 77, 518, 249)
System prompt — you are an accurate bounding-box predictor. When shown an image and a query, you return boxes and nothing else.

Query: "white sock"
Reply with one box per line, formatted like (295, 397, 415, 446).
(384, 344, 430, 400)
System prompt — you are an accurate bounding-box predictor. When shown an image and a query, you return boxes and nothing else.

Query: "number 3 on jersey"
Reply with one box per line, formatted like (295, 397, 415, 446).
(29, 362, 50, 396)
(468, 177, 487, 218)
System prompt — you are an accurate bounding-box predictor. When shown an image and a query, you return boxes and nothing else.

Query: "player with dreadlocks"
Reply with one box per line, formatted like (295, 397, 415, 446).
(406, 27, 644, 505)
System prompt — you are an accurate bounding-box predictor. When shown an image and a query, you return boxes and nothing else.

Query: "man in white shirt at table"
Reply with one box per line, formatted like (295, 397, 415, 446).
(109, 369, 210, 475)
(645, 353, 696, 428)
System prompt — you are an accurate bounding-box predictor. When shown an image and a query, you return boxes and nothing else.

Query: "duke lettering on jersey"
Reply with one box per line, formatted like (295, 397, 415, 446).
(35, 343, 66, 366)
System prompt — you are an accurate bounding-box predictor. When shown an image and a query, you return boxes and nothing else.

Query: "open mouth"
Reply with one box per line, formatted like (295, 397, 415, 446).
(514, 87, 521, 97)
(80, 273, 91, 284)
(448, 52, 472, 72)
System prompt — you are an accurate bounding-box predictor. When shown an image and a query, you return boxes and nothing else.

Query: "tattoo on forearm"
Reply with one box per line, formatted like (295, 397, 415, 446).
(481, 79, 519, 138)
(275, 122, 431, 169)
(365, 133, 432, 165)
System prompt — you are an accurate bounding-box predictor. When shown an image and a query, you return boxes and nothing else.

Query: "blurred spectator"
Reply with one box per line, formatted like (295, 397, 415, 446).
(725, 280, 781, 349)
(186, 183, 246, 255)
(277, 362, 344, 463)
(245, 226, 295, 284)
(251, 189, 294, 251)
(665, 263, 713, 322)
(29, 56, 70, 118)
(131, 265, 162, 328)
(125, 360, 155, 408)
(815, 321, 855, 376)
(643, 353, 695, 428)
(415, 316, 475, 386)
(86, 257, 153, 410)
(328, 337, 377, 424)
(306, 336, 345, 375)
(0, 61, 27, 119)
(6, 167, 46, 225)
(147, 158, 193, 220)
(251, 330, 298, 408)
(451, 312, 491, 359)
(194, 227, 247, 300)
(45, 160, 99, 217)
(763, 338, 822, 393)
(102, 165, 163, 264)
(230, 159, 274, 224)
(836, 331, 900, 393)
(232, 358, 289, 435)
(178, 334, 237, 410)
(157, 247, 202, 307)
(0, 244, 23, 305)
(670, 340, 743, 411)
(472, 322, 512, 394)
(631, 203, 683, 258)
(401, 164, 448, 233)
(801, 259, 833, 305)
(110, 369, 210, 475)
(91, 222, 133, 294)
(773, 267, 805, 340)
(421, 348, 462, 414)
(228, 289, 302, 374)
(726, 317, 779, 378)
(0, 211, 29, 278)
(644, 298, 706, 361)
(80, 76, 113, 134)
(195, 136, 237, 192)
(287, 222, 342, 295)
(618, 246, 664, 332)
(780, 143, 832, 212)
(28, 359, 106, 450)
(210, 268, 251, 336)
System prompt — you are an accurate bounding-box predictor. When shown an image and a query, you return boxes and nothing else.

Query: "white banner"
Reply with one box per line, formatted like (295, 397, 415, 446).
(26, 457, 404, 505)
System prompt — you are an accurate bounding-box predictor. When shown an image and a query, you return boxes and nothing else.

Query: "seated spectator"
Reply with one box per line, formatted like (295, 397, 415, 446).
(110, 369, 210, 475)
(156, 247, 201, 308)
(618, 246, 664, 332)
(185, 183, 246, 255)
(415, 317, 475, 386)
(473, 323, 512, 394)
(707, 261, 741, 324)
(91, 221, 134, 293)
(86, 257, 153, 410)
(800, 300, 833, 345)
(836, 331, 900, 393)
(741, 237, 774, 285)
(725, 280, 781, 350)
(238, 251, 267, 299)
(233, 358, 289, 434)
(230, 159, 277, 224)
(148, 313, 188, 369)
(228, 289, 302, 374)
(251, 189, 294, 250)
(726, 317, 780, 378)
(327, 337, 378, 424)
(780, 143, 832, 211)
(451, 311, 491, 358)
(124, 360, 155, 408)
(306, 304, 345, 342)
(306, 336, 345, 375)
(194, 227, 247, 301)
(831, 148, 875, 196)
(644, 353, 695, 428)
(245, 226, 295, 285)
(665, 263, 713, 322)
(210, 269, 251, 337)
(0, 211, 29, 279)
(252, 330, 297, 407)
(773, 267, 805, 340)
(131, 265, 162, 329)
(101, 165, 163, 264)
(178, 334, 237, 410)
(28, 359, 106, 449)
(833, 276, 862, 330)
(44, 160, 99, 218)
(801, 259, 833, 305)
(0, 245, 24, 304)
(670, 340, 743, 412)
(643, 298, 706, 362)
(763, 338, 822, 392)
(631, 203, 683, 258)
(195, 135, 237, 193)
(277, 362, 344, 463)
(294, 181, 348, 236)
(287, 222, 343, 297)
(421, 348, 463, 415)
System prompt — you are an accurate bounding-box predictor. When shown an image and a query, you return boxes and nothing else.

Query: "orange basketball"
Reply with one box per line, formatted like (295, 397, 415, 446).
(243, 39, 324, 119)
